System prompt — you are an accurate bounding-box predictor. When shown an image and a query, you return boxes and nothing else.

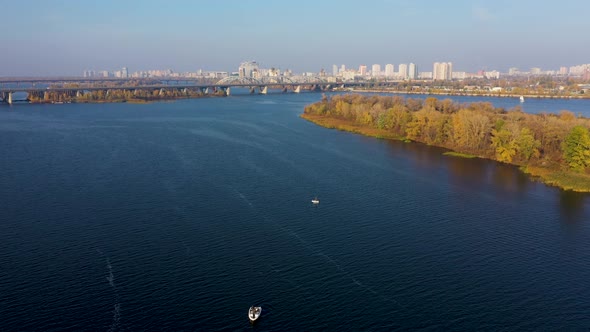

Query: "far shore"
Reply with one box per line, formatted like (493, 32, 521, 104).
(348, 89, 589, 99)
(20, 94, 227, 105)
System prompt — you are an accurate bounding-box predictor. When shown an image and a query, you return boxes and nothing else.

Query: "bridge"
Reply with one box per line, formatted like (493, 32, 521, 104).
(0, 77, 402, 104)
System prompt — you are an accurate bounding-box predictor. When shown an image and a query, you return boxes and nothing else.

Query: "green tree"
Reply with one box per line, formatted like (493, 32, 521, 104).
(562, 125, 590, 172)
(516, 127, 540, 161)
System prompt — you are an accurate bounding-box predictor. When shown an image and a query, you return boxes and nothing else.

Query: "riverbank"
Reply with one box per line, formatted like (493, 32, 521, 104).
(23, 89, 227, 105)
(349, 89, 589, 99)
(21, 95, 226, 105)
(301, 94, 590, 192)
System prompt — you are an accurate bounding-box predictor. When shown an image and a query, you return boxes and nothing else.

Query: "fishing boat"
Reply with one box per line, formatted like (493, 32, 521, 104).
(520, 95, 525, 103)
(311, 197, 320, 204)
(248, 306, 262, 322)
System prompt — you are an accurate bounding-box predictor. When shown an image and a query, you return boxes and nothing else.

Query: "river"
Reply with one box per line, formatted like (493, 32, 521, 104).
(1, 92, 589, 330)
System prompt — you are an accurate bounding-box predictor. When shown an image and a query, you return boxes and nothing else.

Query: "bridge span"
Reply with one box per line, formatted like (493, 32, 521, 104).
(0, 78, 402, 104)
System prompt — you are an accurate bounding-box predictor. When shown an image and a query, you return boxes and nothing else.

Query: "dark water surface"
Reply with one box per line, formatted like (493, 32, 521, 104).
(1, 94, 590, 331)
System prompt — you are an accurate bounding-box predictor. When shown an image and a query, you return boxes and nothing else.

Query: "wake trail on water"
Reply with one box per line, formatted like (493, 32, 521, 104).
(231, 187, 408, 311)
(284, 227, 408, 311)
(233, 188, 254, 208)
(96, 249, 121, 332)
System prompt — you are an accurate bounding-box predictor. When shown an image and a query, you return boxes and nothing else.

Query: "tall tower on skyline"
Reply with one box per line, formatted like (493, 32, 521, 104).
(398, 64, 408, 79)
(433, 62, 452, 80)
(408, 63, 417, 79)
(385, 64, 395, 77)
(332, 64, 338, 76)
(371, 64, 381, 77)
(447, 62, 453, 80)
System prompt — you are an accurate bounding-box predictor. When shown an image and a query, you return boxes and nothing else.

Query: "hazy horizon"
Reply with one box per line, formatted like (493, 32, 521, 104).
(1, 0, 589, 76)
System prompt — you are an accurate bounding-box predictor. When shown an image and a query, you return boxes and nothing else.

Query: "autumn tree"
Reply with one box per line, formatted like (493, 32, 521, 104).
(562, 125, 590, 172)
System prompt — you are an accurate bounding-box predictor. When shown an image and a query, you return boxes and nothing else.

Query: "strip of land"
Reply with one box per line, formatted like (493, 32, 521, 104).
(302, 94, 590, 192)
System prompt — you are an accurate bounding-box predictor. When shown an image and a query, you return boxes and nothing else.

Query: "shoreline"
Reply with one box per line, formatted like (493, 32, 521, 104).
(347, 89, 589, 100)
(300, 112, 590, 193)
(15, 94, 227, 105)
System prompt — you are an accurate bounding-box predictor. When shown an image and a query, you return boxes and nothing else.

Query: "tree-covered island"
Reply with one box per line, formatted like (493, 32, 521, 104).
(302, 94, 590, 192)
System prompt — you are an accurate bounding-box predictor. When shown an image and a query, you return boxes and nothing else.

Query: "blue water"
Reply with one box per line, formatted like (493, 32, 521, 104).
(1, 93, 590, 331)
(357, 92, 590, 117)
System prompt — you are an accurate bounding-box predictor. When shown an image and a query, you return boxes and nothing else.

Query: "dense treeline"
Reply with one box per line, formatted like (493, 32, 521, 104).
(27, 88, 225, 103)
(304, 94, 590, 173)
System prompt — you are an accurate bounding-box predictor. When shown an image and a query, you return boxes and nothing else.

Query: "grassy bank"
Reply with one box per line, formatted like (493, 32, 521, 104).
(442, 151, 477, 159)
(300, 113, 403, 140)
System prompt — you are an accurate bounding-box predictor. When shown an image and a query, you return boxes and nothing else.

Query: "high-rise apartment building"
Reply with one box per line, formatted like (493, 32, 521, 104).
(239, 61, 259, 78)
(371, 64, 381, 77)
(398, 64, 408, 79)
(408, 63, 417, 79)
(359, 65, 367, 76)
(559, 67, 568, 76)
(433, 62, 452, 80)
(385, 64, 395, 77)
(332, 64, 338, 76)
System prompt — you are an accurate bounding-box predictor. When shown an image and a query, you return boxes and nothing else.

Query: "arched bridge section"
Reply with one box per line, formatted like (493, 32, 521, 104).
(216, 77, 262, 85)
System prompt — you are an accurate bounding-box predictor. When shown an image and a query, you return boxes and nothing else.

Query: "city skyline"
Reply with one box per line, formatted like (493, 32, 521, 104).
(1, 0, 589, 76)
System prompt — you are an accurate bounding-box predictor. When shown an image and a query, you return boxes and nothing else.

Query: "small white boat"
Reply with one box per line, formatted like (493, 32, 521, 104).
(249, 306, 262, 322)
(311, 197, 320, 204)
(519, 95, 525, 103)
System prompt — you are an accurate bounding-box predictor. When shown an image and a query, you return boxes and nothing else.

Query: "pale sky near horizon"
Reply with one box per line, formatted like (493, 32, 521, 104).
(1, 0, 589, 76)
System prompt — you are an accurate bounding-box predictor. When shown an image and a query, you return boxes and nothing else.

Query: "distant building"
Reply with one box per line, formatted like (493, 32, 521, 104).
(385, 64, 395, 77)
(484, 70, 500, 79)
(83, 70, 96, 78)
(530, 67, 542, 75)
(371, 64, 381, 77)
(559, 66, 568, 76)
(340, 64, 346, 74)
(508, 67, 519, 76)
(341, 69, 356, 81)
(398, 63, 408, 79)
(452, 71, 466, 80)
(569, 64, 590, 76)
(408, 63, 417, 79)
(332, 64, 338, 76)
(419, 72, 433, 79)
(122, 67, 128, 78)
(239, 61, 259, 78)
(433, 62, 452, 80)
(359, 65, 367, 76)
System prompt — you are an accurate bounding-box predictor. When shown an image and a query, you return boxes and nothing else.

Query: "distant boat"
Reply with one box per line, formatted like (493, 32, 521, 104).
(520, 96, 525, 103)
(249, 306, 262, 322)
(311, 197, 320, 204)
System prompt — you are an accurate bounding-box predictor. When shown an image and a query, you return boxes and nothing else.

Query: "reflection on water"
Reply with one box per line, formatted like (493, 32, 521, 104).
(385, 138, 590, 222)
(490, 162, 531, 193)
(559, 190, 588, 223)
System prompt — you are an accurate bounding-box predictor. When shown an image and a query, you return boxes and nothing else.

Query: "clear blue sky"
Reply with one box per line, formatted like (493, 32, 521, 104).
(1, 0, 589, 76)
